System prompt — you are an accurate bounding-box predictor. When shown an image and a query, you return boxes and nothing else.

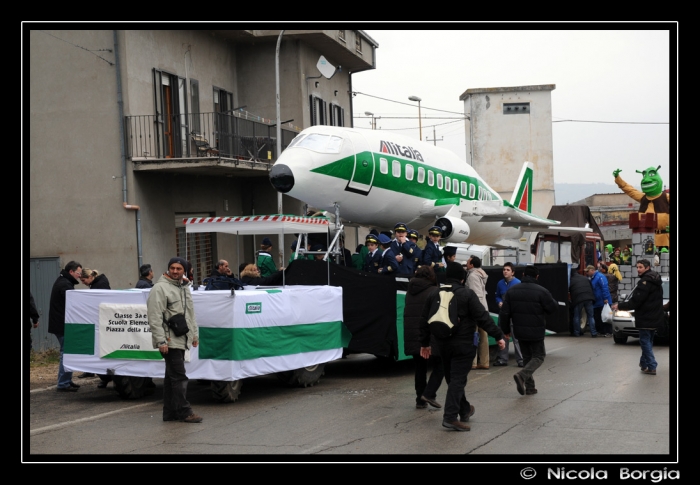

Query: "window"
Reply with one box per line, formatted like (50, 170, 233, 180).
(417, 167, 425, 183)
(329, 103, 344, 127)
(469, 183, 475, 198)
(175, 213, 213, 287)
(338, 30, 346, 42)
(461, 181, 467, 196)
(428, 170, 434, 186)
(153, 69, 188, 158)
(213, 86, 234, 155)
(355, 35, 362, 53)
(310, 95, 327, 126)
(380, 158, 388, 174)
(392, 160, 401, 177)
(453, 178, 459, 194)
(437, 174, 443, 189)
(405, 164, 414, 181)
(190, 79, 200, 134)
(478, 186, 483, 200)
(295, 134, 343, 154)
(445, 176, 451, 192)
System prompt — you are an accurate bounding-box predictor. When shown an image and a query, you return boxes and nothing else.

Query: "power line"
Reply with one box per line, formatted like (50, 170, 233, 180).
(351, 91, 465, 115)
(553, 119, 669, 124)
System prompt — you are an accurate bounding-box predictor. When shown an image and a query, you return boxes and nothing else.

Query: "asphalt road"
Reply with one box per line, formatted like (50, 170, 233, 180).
(25, 334, 675, 462)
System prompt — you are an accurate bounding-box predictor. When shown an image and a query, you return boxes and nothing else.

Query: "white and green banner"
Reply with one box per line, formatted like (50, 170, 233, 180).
(64, 286, 347, 381)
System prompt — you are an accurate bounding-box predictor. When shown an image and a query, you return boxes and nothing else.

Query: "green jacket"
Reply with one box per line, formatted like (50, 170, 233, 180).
(257, 252, 278, 277)
(147, 274, 198, 350)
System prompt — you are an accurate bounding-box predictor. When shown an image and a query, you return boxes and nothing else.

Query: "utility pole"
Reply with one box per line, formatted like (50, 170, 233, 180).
(425, 126, 443, 146)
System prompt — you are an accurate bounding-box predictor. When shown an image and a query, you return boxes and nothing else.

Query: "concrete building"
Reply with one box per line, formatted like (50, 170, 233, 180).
(27, 28, 377, 350)
(460, 84, 556, 220)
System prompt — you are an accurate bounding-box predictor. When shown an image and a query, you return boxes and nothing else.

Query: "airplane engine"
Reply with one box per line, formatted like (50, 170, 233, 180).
(435, 216, 470, 243)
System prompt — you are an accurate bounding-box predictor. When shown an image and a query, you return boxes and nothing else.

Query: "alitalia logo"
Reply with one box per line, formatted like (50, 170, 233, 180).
(246, 303, 262, 314)
(379, 140, 424, 162)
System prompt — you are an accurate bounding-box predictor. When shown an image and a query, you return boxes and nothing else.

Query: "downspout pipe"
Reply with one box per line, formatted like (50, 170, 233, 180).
(276, 30, 285, 274)
(114, 30, 143, 269)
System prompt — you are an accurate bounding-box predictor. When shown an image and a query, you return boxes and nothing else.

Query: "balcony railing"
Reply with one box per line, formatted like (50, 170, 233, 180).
(125, 111, 299, 164)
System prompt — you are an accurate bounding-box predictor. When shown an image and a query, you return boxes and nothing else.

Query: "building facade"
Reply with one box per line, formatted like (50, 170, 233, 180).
(27, 28, 377, 350)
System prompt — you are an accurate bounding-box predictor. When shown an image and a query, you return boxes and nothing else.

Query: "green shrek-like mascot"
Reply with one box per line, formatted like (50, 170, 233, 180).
(613, 165, 669, 250)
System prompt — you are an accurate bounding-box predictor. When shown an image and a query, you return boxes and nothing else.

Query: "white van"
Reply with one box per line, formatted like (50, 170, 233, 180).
(444, 243, 493, 266)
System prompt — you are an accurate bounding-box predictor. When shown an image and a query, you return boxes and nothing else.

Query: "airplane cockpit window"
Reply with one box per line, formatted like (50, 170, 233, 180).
(405, 164, 414, 181)
(417, 167, 425, 183)
(294, 133, 343, 153)
(286, 134, 307, 149)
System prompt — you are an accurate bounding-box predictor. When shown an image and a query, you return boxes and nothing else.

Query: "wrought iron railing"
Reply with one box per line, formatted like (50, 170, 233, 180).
(125, 111, 299, 163)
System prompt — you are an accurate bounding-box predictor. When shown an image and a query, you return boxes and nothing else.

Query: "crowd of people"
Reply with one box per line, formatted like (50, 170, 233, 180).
(34, 224, 666, 431)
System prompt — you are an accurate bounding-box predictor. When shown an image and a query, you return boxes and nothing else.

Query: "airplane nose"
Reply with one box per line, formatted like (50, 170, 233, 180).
(269, 163, 295, 193)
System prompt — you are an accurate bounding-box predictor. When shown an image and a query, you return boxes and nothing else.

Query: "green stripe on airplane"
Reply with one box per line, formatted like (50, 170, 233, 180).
(311, 152, 499, 202)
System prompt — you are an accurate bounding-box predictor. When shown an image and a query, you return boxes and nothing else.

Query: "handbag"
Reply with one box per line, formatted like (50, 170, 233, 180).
(601, 303, 613, 323)
(166, 313, 189, 337)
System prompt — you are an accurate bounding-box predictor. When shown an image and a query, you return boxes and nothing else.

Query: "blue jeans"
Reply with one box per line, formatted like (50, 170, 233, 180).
(56, 335, 73, 388)
(638, 329, 657, 371)
(573, 301, 596, 336)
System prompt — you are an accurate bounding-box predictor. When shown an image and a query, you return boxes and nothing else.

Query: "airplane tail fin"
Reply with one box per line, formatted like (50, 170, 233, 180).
(509, 162, 534, 213)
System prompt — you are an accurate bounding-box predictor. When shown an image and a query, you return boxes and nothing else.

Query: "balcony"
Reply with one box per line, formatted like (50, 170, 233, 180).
(125, 111, 299, 177)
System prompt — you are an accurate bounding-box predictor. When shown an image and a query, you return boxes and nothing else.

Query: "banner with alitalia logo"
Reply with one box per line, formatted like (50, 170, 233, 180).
(64, 286, 348, 380)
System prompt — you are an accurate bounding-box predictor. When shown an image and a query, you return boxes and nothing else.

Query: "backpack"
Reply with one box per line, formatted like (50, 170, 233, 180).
(427, 285, 460, 339)
(203, 276, 245, 291)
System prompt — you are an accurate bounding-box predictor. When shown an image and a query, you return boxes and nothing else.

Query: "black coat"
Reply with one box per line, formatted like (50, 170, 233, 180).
(89, 274, 111, 290)
(420, 279, 503, 347)
(499, 276, 559, 341)
(403, 277, 438, 355)
(569, 272, 594, 306)
(617, 269, 664, 329)
(241, 270, 284, 286)
(48, 270, 79, 336)
(135, 277, 154, 289)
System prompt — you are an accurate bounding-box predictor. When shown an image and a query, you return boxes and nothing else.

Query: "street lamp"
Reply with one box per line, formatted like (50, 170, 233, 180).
(364, 111, 380, 130)
(408, 95, 422, 140)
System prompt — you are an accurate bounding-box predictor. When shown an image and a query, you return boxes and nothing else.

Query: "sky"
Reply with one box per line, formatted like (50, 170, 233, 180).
(350, 28, 674, 188)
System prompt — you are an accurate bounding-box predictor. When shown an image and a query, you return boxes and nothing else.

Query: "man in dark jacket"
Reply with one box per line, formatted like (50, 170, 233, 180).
(420, 262, 506, 431)
(569, 268, 597, 337)
(29, 292, 40, 356)
(616, 259, 664, 375)
(499, 265, 558, 396)
(48, 260, 83, 392)
(135, 263, 154, 288)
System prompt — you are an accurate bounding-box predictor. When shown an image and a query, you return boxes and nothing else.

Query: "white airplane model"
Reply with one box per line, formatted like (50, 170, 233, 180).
(269, 126, 587, 247)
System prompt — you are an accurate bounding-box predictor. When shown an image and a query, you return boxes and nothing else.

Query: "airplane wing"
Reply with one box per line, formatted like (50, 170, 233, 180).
(460, 200, 562, 228)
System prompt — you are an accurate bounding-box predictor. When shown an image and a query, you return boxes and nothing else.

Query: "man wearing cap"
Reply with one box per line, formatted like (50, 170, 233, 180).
(147, 257, 202, 423)
(419, 262, 506, 431)
(135, 263, 154, 289)
(423, 226, 445, 273)
(377, 234, 399, 275)
(407, 229, 424, 272)
(586, 264, 613, 337)
(257, 237, 278, 277)
(364, 233, 383, 273)
(391, 222, 418, 275)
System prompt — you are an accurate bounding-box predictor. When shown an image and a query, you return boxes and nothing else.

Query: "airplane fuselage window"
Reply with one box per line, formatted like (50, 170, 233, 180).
(296, 134, 343, 153)
(437, 173, 443, 189)
(453, 178, 459, 194)
(392, 160, 401, 178)
(379, 157, 388, 174)
(469, 183, 476, 198)
(461, 181, 467, 197)
(428, 170, 434, 186)
(478, 186, 483, 200)
(417, 167, 425, 184)
(405, 164, 414, 181)
(445, 176, 451, 192)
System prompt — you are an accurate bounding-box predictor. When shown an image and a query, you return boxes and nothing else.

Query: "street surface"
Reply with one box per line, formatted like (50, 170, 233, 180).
(26, 334, 675, 461)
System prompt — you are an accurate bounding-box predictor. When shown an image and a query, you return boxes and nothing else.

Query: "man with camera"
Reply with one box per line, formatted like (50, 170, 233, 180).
(147, 257, 202, 423)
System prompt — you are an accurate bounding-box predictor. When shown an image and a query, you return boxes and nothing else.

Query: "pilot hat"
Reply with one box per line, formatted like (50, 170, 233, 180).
(378, 233, 392, 245)
(365, 233, 379, 245)
(443, 246, 457, 257)
(261, 237, 273, 246)
(394, 222, 408, 233)
(428, 226, 442, 236)
(408, 229, 419, 239)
